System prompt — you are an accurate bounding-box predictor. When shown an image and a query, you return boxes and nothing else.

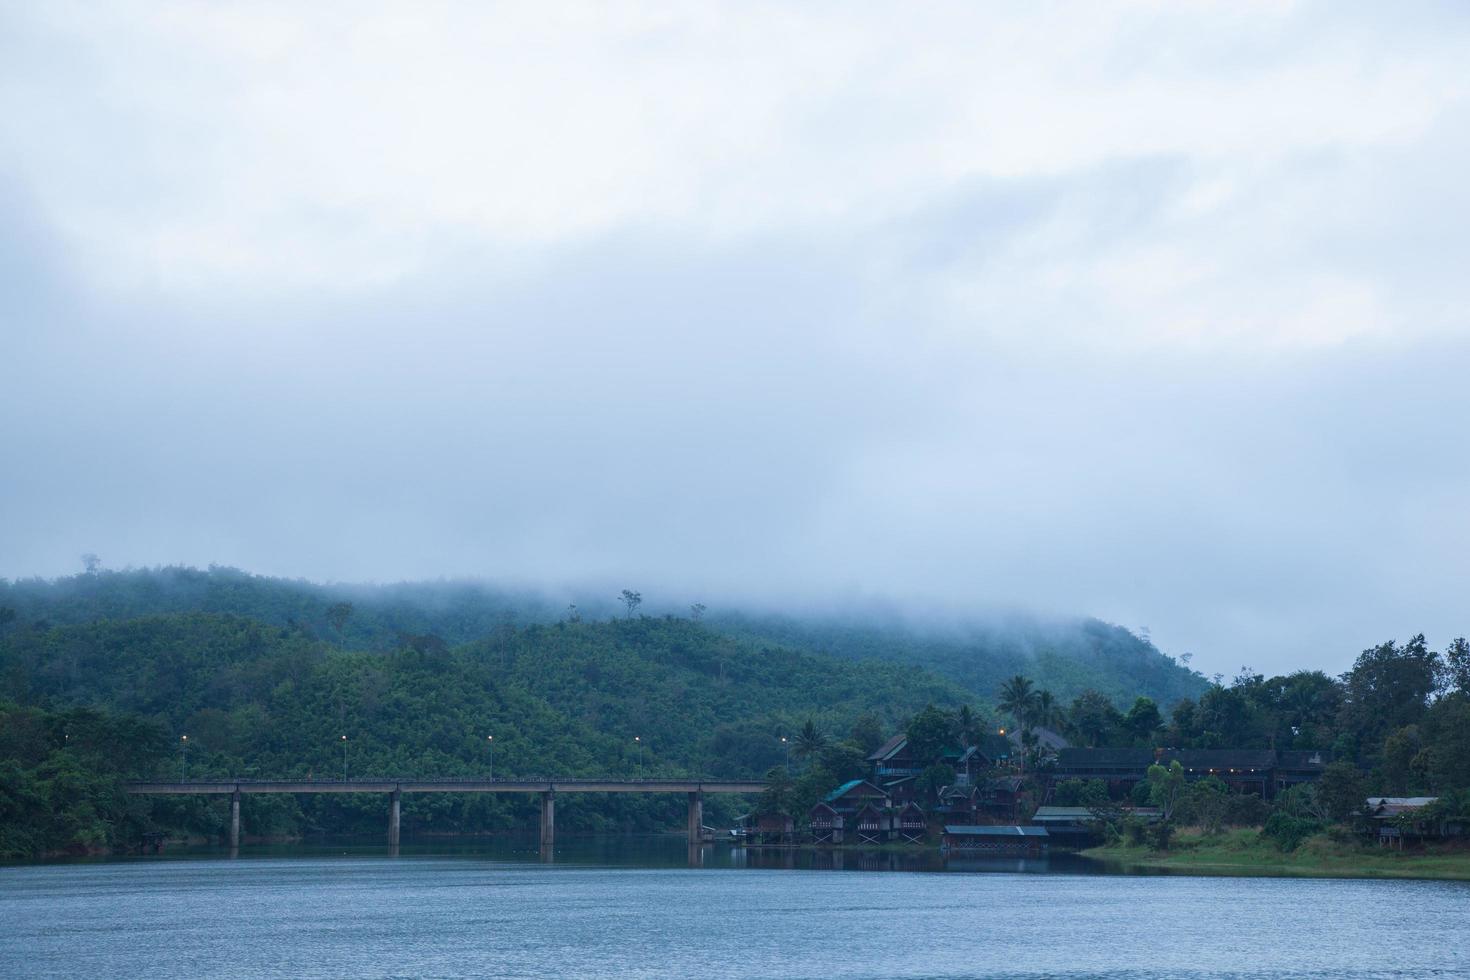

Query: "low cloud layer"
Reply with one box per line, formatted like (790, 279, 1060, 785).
(3, 2, 1469, 675)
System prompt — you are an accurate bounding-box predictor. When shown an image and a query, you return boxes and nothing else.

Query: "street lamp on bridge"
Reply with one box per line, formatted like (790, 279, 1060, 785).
(634, 736, 644, 779)
(179, 734, 189, 781)
(486, 734, 494, 781)
(340, 735, 348, 782)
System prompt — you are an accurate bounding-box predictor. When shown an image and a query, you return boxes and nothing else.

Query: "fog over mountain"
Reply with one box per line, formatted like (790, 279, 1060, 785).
(3, 3, 1470, 677)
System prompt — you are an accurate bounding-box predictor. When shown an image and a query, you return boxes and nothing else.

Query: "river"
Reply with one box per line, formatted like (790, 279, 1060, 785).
(3, 839, 1467, 978)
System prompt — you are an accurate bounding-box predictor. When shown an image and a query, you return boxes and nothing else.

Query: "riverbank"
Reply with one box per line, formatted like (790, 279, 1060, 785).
(1084, 828, 1470, 880)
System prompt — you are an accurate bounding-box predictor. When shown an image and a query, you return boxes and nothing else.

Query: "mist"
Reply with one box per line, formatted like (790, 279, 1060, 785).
(3, 3, 1470, 677)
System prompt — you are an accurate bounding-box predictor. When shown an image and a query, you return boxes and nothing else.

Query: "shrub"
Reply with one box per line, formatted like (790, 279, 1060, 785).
(1261, 811, 1322, 852)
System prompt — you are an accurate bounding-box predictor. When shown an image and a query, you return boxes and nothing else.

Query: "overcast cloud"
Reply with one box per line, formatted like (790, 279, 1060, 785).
(3, 1, 1469, 676)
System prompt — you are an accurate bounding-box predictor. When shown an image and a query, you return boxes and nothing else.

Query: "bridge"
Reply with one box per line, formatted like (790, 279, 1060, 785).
(125, 778, 767, 849)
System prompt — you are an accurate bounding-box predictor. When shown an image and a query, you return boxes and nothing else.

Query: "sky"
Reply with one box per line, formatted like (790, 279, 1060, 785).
(2, 1, 1469, 676)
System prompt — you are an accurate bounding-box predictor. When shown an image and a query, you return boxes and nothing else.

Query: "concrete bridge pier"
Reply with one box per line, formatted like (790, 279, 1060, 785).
(540, 790, 555, 848)
(686, 791, 703, 841)
(229, 790, 241, 849)
(388, 789, 401, 847)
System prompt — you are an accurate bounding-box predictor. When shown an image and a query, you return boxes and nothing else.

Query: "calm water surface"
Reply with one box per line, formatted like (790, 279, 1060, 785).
(3, 839, 1467, 978)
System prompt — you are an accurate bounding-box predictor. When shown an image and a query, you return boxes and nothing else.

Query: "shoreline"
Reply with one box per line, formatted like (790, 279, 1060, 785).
(1082, 830, 1470, 881)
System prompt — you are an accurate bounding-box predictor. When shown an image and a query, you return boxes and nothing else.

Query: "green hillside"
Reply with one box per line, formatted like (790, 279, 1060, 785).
(1, 566, 1206, 707)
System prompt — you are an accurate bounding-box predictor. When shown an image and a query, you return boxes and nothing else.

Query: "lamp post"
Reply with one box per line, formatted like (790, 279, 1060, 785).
(340, 734, 348, 782)
(179, 734, 189, 782)
(781, 736, 789, 767)
(634, 736, 643, 779)
(486, 735, 494, 781)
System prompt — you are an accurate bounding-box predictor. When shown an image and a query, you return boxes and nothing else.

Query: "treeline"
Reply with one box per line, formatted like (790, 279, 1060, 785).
(1039, 635, 1470, 795)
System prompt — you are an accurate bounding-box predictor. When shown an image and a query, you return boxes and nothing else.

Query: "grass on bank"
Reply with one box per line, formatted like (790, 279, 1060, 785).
(1083, 827, 1470, 880)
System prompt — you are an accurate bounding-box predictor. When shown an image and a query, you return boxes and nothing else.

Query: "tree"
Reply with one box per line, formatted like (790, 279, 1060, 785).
(619, 590, 642, 618)
(1146, 759, 1186, 823)
(689, 603, 706, 622)
(849, 713, 885, 755)
(1380, 726, 1423, 795)
(1340, 636, 1442, 747)
(915, 763, 956, 800)
(905, 705, 956, 765)
(1445, 637, 1470, 697)
(760, 766, 794, 815)
(1034, 690, 1065, 732)
(955, 705, 982, 748)
(1181, 776, 1229, 834)
(1124, 697, 1163, 744)
(564, 603, 581, 623)
(81, 554, 101, 574)
(1316, 759, 1367, 824)
(325, 602, 353, 635)
(998, 676, 1039, 732)
(1069, 690, 1123, 747)
(792, 719, 827, 766)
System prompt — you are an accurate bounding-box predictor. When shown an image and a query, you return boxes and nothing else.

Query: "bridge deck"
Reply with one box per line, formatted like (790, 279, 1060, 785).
(125, 779, 766, 795)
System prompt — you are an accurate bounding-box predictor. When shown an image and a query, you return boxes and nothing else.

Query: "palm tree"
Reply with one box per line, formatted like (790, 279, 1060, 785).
(793, 719, 827, 767)
(956, 705, 982, 749)
(1034, 689, 1066, 733)
(998, 675, 1039, 733)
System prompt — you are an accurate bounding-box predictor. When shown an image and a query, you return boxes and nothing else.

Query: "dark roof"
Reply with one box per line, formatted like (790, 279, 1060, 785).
(1172, 750, 1277, 771)
(943, 825, 1049, 837)
(867, 735, 908, 762)
(825, 779, 888, 803)
(1055, 748, 1279, 771)
(1055, 748, 1157, 769)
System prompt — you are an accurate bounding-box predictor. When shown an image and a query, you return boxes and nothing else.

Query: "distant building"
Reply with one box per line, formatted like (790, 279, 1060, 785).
(1049, 748, 1320, 799)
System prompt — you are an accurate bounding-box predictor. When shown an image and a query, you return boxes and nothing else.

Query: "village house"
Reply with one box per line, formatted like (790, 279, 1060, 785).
(807, 779, 890, 844)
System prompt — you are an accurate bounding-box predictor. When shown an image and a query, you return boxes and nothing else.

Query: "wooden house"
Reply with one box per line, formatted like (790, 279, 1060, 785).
(808, 802, 843, 845)
(853, 802, 890, 845)
(894, 801, 928, 844)
(739, 811, 795, 845)
(807, 779, 890, 844)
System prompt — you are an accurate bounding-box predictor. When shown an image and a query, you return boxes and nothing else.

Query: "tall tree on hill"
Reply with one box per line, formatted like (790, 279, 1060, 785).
(619, 590, 642, 619)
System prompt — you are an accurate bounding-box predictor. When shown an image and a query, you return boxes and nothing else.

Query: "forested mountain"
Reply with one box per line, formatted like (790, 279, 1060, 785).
(1, 566, 1206, 706)
(714, 610, 1205, 708)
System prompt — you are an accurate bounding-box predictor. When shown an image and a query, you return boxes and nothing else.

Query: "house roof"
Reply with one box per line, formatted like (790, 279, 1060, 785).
(824, 779, 887, 803)
(867, 734, 908, 762)
(943, 825, 1049, 837)
(1367, 797, 1438, 817)
(1031, 806, 1098, 820)
(1172, 749, 1278, 771)
(1277, 750, 1332, 770)
(1056, 748, 1157, 768)
(1055, 748, 1278, 771)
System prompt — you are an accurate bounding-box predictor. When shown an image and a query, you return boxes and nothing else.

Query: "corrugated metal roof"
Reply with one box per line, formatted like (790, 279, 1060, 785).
(943, 825, 1049, 837)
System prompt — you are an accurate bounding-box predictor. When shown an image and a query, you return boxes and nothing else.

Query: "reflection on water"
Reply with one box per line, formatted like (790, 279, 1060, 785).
(6, 838, 1468, 979)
